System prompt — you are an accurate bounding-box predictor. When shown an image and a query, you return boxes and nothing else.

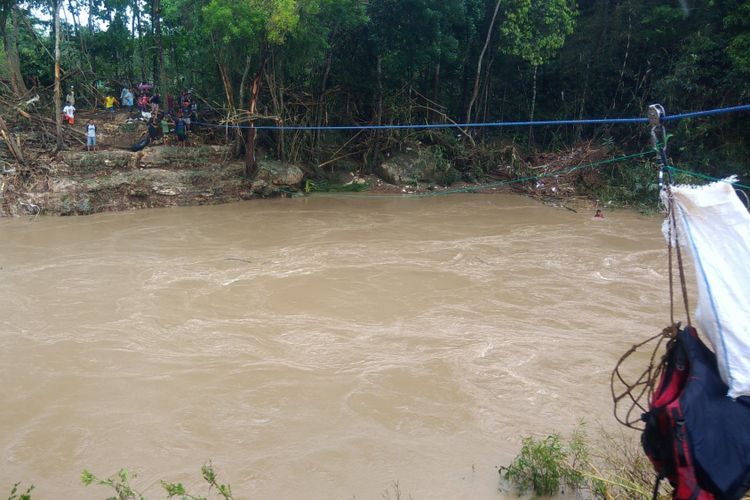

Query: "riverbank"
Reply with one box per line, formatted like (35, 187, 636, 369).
(0, 107, 620, 217)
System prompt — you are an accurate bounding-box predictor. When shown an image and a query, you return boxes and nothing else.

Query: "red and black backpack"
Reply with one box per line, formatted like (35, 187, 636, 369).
(641, 326, 750, 500)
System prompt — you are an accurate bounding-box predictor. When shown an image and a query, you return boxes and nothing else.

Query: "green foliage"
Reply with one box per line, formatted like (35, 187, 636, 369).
(593, 159, 661, 208)
(81, 468, 146, 500)
(723, 1, 750, 75)
(502, 424, 672, 499)
(502, 433, 585, 496)
(500, 0, 577, 67)
(6, 482, 34, 500)
(0, 0, 747, 196)
(82, 463, 234, 500)
(202, 0, 300, 47)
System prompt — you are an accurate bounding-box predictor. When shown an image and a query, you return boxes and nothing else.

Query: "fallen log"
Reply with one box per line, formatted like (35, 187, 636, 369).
(0, 113, 25, 164)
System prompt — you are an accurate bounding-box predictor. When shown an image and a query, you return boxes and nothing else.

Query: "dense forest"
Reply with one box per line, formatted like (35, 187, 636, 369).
(1, 0, 749, 201)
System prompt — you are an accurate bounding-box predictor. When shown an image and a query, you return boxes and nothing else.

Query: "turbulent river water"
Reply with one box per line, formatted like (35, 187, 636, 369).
(0, 194, 673, 499)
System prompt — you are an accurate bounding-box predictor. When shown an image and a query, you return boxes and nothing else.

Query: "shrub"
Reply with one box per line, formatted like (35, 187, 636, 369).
(502, 433, 585, 496)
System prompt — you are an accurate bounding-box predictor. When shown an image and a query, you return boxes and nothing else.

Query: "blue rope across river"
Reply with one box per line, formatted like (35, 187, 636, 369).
(193, 103, 750, 131)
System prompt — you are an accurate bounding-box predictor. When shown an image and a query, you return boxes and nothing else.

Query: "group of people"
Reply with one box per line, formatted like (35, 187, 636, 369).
(60, 82, 200, 151)
(120, 84, 197, 146)
(117, 84, 197, 120)
(145, 110, 190, 146)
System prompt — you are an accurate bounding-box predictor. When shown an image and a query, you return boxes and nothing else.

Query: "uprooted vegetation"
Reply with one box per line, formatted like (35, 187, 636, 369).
(0, 86, 657, 217)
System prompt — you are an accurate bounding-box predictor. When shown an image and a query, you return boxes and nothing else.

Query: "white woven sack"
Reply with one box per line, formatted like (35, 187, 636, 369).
(662, 177, 750, 398)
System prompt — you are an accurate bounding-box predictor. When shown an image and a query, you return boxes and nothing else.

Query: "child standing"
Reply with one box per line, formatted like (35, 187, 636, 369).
(174, 112, 187, 146)
(160, 114, 172, 145)
(86, 120, 97, 151)
(138, 93, 150, 113)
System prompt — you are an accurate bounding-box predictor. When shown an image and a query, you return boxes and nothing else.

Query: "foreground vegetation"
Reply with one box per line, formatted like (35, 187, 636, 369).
(501, 424, 661, 499)
(5, 426, 669, 499)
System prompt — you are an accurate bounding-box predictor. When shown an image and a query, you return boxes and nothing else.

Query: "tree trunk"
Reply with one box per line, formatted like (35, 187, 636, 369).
(313, 48, 333, 159)
(376, 55, 383, 126)
(53, 0, 63, 149)
(432, 61, 440, 121)
(266, 51, 285, 162)
(151, 0, 165, 90)
(466, 0, 502, 123)
(528, 64, 538, 145)
(4, 6, 27, 95)
(610, 12, 631, 111)
(218, 63, 235, 113)
(238, 54, 252, 110)
(277, 54, 284, 162)
(67, 0, 94, 74)
(135, 0, 146, 81)
(480, 55, 495, 140)
(370, 54, 383, 169)
(129, 0, 137, 82)
(245, 48, 269, 178)
(87, 0, 93, 32)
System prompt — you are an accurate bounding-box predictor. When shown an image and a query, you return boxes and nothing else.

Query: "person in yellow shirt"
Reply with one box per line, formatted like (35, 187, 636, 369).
(104, 95, 119, 117)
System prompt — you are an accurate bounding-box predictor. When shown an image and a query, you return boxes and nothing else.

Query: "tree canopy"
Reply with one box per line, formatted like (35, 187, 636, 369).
(1, 0, 748, 178)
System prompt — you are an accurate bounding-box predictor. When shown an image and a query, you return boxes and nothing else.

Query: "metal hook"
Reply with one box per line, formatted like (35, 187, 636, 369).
(648, 104, 670, 187)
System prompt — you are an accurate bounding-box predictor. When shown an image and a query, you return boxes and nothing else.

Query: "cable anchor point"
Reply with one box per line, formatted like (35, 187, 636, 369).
(648, 104, 671, 188)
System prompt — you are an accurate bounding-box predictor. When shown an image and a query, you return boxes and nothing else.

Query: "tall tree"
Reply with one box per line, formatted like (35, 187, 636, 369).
(500, 0, 576, 125)
(53, 0, 63, 149)
(152, 0, 165, 89)
(0, 1, 28, 95)
(203, 0, 301, 177)
(466, 0, 502, 123)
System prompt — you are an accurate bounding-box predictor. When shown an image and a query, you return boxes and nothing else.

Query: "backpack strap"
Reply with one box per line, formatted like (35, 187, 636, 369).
(670, 406, 714, 500)
(652, 474, 663, 500)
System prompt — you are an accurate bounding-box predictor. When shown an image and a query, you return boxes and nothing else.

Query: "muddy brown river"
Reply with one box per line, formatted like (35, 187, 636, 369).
(0, 194, 671, 499)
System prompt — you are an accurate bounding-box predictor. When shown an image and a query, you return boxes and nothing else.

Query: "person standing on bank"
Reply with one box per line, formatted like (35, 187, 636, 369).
(147, 114, 160, 143)
(151, 91, 161, 116)
(122, 88, 134, 114)
(65, 87, 75, 107)
(62, 102, 75, 125)
(86, 120, 97, 151)
(104, 95, 119, 118)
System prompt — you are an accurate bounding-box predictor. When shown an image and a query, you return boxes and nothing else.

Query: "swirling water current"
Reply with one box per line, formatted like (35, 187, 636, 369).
(0, 194, 673, 499)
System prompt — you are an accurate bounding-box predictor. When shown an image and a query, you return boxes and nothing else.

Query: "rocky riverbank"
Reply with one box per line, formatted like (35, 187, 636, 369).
(1, 145, 305, 216)
(0, 107, 611, 217)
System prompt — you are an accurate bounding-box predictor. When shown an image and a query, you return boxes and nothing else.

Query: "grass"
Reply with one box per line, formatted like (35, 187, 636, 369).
(501, 423, 667, 499)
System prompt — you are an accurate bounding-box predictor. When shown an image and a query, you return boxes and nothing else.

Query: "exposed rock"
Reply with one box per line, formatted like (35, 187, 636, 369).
(59, 150, 135, 173)
(255, 159, 304, 187)
(139, 145, 232, 170)
(5, 155, 297, 216)
(376, 145, 458, 186)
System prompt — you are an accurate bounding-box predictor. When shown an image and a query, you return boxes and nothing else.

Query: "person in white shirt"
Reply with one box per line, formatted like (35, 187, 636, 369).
(62, 104, 75, 125)
(86, 120, 97, 151)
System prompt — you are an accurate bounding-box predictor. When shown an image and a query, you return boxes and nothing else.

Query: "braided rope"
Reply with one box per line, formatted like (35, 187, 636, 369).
(610, 191, 692, 429)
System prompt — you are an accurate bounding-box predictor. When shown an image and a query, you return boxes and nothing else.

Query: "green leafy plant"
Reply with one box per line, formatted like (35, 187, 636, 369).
(6, 482, 34, 500)
(502, 425, 670, 499)
(82, 462, 234, 500)
(81, 468, 146, 500)
(502, 433, 585, 496)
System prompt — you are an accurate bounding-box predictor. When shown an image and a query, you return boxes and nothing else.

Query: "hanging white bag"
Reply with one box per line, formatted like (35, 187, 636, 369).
(663, 177, 750, 398)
